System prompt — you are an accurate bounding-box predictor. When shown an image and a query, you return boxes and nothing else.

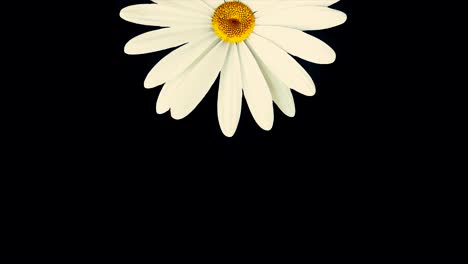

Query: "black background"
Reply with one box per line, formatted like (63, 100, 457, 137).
(5, 1, 447, 247)
(5, 2, 447, 248)
(9, 1, 438, 243)
(105, 1, 391, 168)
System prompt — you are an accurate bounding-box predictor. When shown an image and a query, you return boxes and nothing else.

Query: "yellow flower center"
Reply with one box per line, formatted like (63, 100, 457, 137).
(211, 1, 255, 43)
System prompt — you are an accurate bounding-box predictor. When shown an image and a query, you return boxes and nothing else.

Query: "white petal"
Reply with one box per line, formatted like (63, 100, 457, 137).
(120, 4, 210, 27)
(254, 26, 336, 64)
(242, 0, 280, 12)
(144, 34, 218, 89)
(152, 0, 213, 15)
(156, 77, 183, 114)
(245, 0, 338, 14)
(218, 44, 243, 137)
(124, 26, 212, 55)
(201, 0, 223, 9)
(170, 41, 229, 120)
(256, 1, 339, 17)
(256, 6, 347, 31)
(246, 33, 315, 96)
(256, 59, 296, 117)
(152, 0, 185, 5)
(238, 42, 274, 131)
(176, 0, 214, 15)
(276, 0, 339, 8)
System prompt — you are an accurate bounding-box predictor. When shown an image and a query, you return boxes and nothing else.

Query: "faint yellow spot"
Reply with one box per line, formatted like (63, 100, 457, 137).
(212, 1, 255, 43)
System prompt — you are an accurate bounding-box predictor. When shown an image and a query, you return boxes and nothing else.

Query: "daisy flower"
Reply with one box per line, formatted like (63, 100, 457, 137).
(120, 0, 347, 137)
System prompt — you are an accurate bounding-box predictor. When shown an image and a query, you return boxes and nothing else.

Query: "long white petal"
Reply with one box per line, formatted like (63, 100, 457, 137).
(125, 26, 212, 55)
(242, 0, 338, 15)
(279, 0, 339, 6)
(144, 34, 218, 89)
(170, 41, 229, 120)
(120, 4, 210, 27)
(238, 42, 274, 131)
(153, 0, 213, 14)
(256, 59, 296, 117)
(201, 0, 223, 9)
(254, 26, 336, 64)
(272, 0, 339, 9)
(218, 44, 243, 137)
(156, 77, 183, 114)
(256, 6, 347, 31)
(242, 0, 280, 12)
(246, 33, 315, 96)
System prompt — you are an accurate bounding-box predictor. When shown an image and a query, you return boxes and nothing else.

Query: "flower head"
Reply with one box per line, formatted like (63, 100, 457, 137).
(121, 0, 347, 137)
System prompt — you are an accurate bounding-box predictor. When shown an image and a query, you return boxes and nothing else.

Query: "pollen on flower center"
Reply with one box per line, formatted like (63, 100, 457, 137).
(212, 1, 255, 43)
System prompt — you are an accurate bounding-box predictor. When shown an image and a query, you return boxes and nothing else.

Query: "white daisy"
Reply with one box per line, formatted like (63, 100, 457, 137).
(120, 0, 346, 137)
